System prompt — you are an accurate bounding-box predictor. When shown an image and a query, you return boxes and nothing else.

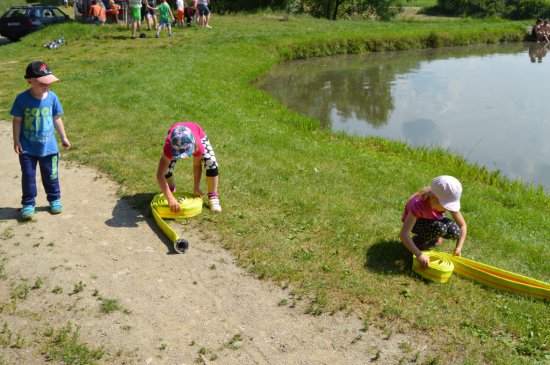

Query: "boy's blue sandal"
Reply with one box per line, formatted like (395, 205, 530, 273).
(50, 200, 63, 214)
(21, 205, 35, 220)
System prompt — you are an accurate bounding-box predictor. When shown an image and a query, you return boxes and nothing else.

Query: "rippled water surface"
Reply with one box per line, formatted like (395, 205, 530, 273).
(258, 43, 550, 191)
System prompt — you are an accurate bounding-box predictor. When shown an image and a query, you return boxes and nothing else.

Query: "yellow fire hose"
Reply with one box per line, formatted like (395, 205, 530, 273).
(413, 251, 550, 300)
(413, 251, 455, 284)
(150, 192, 203, 253)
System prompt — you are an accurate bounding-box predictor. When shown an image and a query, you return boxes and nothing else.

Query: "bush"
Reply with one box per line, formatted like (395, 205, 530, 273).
(507, 0, 550, 19)
(435, 0, 550, 19)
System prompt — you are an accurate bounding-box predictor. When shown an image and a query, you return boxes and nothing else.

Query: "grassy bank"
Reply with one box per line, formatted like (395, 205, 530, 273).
(0, 0, 27, 14)
(0, 15, 548, 364)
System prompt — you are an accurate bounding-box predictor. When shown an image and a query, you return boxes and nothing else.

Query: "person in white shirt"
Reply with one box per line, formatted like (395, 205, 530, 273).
(176, 0, 185, 28)
(129, 0, 146, 39)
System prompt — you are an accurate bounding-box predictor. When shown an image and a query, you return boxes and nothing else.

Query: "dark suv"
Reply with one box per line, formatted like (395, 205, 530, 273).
(0, 5, 72, 41)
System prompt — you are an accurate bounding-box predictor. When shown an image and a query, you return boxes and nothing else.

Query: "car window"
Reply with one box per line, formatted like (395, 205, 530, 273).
(33, 9, 41, 18)
(51, 8, 66, 18)
(4, 8, 29, 17)
(43, 9, 53, 18)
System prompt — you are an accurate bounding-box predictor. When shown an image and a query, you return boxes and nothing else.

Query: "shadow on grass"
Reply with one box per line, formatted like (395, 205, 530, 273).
(364, 239, 413, 275)
(105, 193, 176, 254)
(102, 34, 133, 40)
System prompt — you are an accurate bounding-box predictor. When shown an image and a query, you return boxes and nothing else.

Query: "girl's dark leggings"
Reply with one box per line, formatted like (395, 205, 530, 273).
(412, 217, 461, 244)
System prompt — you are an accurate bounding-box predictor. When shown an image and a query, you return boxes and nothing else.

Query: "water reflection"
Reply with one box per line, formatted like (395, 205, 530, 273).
(257, 43, 550, 190)
(402, 119, 444, 147)
(259, 51, 417, 129)
(528, 43, 549, 63)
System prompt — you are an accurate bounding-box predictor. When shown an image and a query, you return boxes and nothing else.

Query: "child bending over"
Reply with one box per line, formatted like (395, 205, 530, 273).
(400, 175, 467, 269)
(156, 122, 221, 212)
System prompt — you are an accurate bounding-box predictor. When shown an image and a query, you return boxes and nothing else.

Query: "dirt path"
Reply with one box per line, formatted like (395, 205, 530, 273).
(0, 122, 424, 364)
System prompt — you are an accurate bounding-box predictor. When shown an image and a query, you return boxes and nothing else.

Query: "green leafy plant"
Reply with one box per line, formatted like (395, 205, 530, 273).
(0, 229, 14, 240)
(11, 283, 29, 300)
(42, 322, 104, 364)
(100, 298, 121, 314)
(72, 281, 86, 294)
(32, 277, 43, 290)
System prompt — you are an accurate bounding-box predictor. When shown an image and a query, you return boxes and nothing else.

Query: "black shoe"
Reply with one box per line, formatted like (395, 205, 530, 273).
(139, 33, 146, 38)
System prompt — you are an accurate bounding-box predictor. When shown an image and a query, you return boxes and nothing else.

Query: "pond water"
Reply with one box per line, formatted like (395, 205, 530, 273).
(257, 43, 550, 191)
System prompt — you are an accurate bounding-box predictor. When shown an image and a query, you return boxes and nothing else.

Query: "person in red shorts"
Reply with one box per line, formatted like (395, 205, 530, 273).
(176, 0, 185, 28)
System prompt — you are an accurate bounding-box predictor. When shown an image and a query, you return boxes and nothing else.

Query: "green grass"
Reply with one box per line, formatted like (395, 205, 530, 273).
(99, 298, 121, 314)
(0, 14, 548, 364)
(43, 322, 104, 364)
(0, 0, 27, 14)
(71, 281, 86, 294)
(405, 0, 438, 8)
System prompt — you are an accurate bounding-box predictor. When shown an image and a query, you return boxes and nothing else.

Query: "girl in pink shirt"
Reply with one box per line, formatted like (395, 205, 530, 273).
(400, 176, 467, 269)
(156, 122, 221, 212)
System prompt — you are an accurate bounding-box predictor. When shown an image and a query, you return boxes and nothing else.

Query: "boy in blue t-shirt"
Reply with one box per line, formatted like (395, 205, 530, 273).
(10, 61, 71, 220)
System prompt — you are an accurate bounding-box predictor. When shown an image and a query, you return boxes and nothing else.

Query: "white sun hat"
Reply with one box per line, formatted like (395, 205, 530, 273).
(431, 175, 462, 212)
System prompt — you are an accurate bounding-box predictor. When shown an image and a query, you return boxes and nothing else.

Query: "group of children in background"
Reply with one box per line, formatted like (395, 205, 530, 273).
(128, 0, 172, 38)
(125, 0, 211, 39)
(85, 0, 212, 38)
(10, 61, 467, 267)
(531, 18, 550, 43)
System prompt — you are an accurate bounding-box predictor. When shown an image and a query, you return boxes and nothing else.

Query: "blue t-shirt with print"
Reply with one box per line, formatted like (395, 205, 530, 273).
(10, 89, 63, 157)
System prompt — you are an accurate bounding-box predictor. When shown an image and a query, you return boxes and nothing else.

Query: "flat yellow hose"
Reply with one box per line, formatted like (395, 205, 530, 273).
(150, 193, 202, 251)
(413, 251, 550, 300)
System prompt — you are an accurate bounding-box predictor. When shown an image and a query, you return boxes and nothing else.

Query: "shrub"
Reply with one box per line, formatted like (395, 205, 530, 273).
(434, 0, 550, 19)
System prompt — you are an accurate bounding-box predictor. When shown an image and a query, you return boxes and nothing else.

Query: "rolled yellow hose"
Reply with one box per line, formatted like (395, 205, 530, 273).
(150, 193, 203, 253)
(413, 251, 550, 301)
(413, 251, 454, 283)
(151, 192, 203, 219)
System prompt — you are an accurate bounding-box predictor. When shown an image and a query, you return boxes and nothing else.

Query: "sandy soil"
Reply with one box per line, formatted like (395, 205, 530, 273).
(0, 122, 427, 365)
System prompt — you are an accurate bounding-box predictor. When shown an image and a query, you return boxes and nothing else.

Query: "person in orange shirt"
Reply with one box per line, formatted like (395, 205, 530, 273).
(89, 0, 106, 25)
(108, 0, 121, 24)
